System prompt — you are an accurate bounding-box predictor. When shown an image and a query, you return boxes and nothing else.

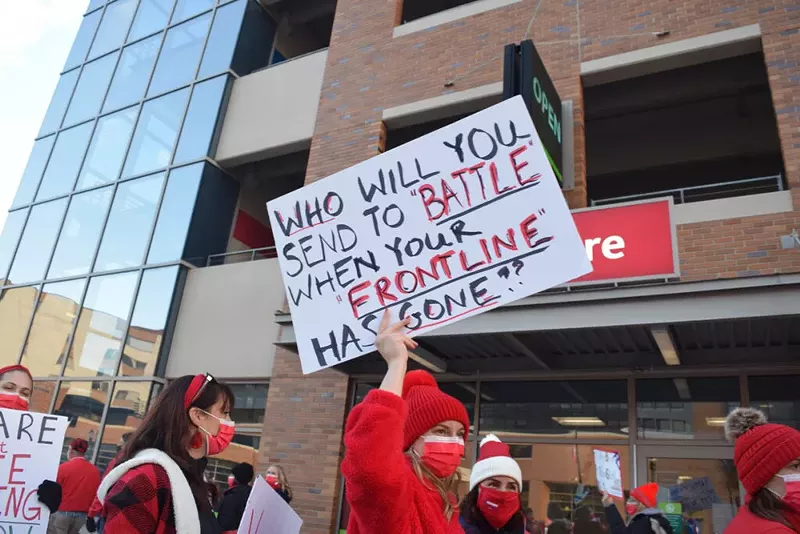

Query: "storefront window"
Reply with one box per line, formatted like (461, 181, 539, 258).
(636, 378, 739, 440)
(230, 383, 269, 424)
(749, 375, 800, 429)
(53, 380, 111, 462)
(95, 381, 157, 472)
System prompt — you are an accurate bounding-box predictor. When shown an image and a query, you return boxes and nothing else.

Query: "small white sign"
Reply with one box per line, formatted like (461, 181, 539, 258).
(593, 448, 624, 499)
(238, 476, 302, 534)
(0, 409, 68, 534)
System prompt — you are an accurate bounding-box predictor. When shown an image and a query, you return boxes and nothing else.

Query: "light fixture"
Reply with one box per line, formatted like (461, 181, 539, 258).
(651, 326, 680, 365)
(678, 475, 693, 482)
(705, 417, 727, 427)
(552, 416, 605, 427)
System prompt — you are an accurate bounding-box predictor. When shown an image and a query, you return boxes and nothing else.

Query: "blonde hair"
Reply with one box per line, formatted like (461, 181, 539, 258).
(267, 464, 293, 501)
(405, 450, 461, 521)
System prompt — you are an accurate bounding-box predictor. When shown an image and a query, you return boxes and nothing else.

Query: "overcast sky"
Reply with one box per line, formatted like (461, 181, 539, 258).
(0, 1, 86, 231)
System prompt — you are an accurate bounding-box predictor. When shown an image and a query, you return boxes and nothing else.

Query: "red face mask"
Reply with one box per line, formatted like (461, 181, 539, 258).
(266, 474, 280, 490)
(626, 503, 639, 517)
(196, 410, 236, 456)
(776, 474, 800, 513)
(0, 393, 29, 411)
(227, 475, 235, 488)
(478, 486, 520, 529)
(420, 436, 464, 478)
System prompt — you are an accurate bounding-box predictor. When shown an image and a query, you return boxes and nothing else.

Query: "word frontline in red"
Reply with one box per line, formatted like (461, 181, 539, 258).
(571, 198, 678, 284)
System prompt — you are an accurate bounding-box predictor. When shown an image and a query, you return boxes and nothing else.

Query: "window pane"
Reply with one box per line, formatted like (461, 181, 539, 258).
(87, 0, 107, 13)
(120, 266, 178, 377)
(148, 14, 211, 96)
(63, 54, 118, 127)
(171, 0, 214, 24)
(63, 11, 102, 71)
(12, 136, 55, 208)
(197, 0, 245, 78)
(96, 381, 155, 472)
(103, 34, 161, 113)
(147, 163, 202, 263)
(0, 210, 28, 282)
(174, 75, 227, 164)
(77, 107, 138, 190)
(636, 378, 739, 440)
(0, 287, 38, 367)
(65, 272, 139, 377)
(229, 384, 269, 424)
(36, 122, 94, 201)
(129, 0, 175, 42)
(39, 70, 80, 136)
(123, 89, 189, 177)
(479, 381, 629, 439)
(20, 279, 86, 377)
(31, 381, 57, 414)
(89, 0, 137, 60)
(8, 199, 68, 285)
(95, 173, 165, 271)
(47, 187, 113, 279)
(53, 381, 110, 462)
(749, 375, 800, 430)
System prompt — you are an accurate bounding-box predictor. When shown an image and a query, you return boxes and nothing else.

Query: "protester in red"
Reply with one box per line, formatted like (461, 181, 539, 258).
(342, 311, 471, 534)
(95, 374, 235, 534)
(0, 365, 62, 514)
(460, 434, 526, 533)
(724, 408, 800, 533)
(47, 439, 101, 534)
(265, 464, 293, 504)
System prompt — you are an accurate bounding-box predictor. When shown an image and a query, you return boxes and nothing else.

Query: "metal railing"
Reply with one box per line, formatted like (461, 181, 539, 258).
(206, 246, 277, 267)
(591, 174, 783, 207)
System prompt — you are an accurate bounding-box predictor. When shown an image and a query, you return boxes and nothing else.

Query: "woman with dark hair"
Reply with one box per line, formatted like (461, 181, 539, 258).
(96, 374, 236, 534)
(460, 434, 525, 533)
(724, 408, 800, 533)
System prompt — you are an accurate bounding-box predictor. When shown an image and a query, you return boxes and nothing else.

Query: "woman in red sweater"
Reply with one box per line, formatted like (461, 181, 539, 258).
(724, 408, 800, 533)
(342, 312, 471, 534)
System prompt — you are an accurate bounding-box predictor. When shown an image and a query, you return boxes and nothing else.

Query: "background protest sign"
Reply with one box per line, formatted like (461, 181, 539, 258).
(268, 95, 592, 374)
(0, 408, 68, 534)
(593, 448, 623, 499)
(668, 476, 720, 513)
(238, 476, 302, 534)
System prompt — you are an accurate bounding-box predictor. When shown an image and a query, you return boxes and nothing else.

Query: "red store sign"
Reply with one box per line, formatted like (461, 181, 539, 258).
(570, 198, 679, 284)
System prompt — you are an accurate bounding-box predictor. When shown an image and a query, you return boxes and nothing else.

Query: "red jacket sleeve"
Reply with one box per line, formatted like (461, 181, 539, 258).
(89, 456, 118, 518)
(341, 389, 411, 529)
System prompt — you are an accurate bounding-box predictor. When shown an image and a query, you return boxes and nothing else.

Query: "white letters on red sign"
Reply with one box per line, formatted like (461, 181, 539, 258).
(584, 235, 625, 262)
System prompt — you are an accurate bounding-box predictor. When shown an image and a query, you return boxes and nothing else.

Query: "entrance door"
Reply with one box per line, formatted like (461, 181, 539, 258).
(635, 445, 740, 534)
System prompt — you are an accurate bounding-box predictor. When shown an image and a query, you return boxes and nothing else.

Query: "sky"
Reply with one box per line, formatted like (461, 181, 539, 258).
(0, 1, 86, 231)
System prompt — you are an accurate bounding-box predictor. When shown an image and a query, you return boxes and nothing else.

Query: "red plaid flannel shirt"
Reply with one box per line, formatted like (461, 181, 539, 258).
(103, 463, 177, 534)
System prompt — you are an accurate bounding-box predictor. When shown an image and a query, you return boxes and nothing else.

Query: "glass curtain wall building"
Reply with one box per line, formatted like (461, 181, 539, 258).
(0, 0, 275, 466)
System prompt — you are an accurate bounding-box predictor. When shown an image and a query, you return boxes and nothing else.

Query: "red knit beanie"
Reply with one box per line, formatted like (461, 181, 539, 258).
(402, 370, 470, 451)
(630, 482, 659, 508)
(726, 407, 800, 496)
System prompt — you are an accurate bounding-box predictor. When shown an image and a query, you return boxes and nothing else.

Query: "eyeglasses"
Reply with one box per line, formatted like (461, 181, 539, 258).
(186, 373, 215, 408)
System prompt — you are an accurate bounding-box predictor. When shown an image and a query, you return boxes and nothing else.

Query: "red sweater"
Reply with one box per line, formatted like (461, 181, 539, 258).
(725, 506, 799, 534)
(56, 457, 101, 513)
(88, 456, 118, 518)
(342, 389, 464, 534)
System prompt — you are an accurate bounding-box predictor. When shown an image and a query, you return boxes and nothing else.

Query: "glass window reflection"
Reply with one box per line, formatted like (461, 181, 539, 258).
(95, 173, 165, 272)
(64, 272, 139, 377)
(8, 199, 67, 285)
(77, 107, 138, 190)
(749, 375, 800, 430)
(229, 384, 269, 424)
(174, 75, 227, 164)
(0, 287, 38, 367)
(89, 0, 137, 60)
(36, 122, 94, 201)
(148, 14, 211, 96)
(123, 89, 189, 177)
(63, 54, 118, 127)
(147, 164, 202, 264)
(197, 0, 245, 78)
(120, 267, 178, 377)
(104, 34, 161, 113)
(63, 11, 102, 71)
(47, 188, 113, 279)
(0, 210, 27, 282)
(96, 381, 155, 472)
(30, 381, 57, 414)
(53, 381, 110, 462)
(129, 0, 175, 42)
(87, 0, 107, 14)
(20, 279, 86, 377)
(39, 69, 80, 136)
(171, 0, 214, 24)
(12, 136, 55, 208)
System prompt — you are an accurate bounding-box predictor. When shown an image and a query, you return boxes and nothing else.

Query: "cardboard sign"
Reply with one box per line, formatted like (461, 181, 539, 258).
(238, 476, 302, 534)
(0, 409, 68, 534)
(268, 96, 593, 374)
(593, 448, 623, 499)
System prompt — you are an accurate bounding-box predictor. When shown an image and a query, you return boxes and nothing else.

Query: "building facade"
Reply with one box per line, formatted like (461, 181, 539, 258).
(1, 0, 800, 533)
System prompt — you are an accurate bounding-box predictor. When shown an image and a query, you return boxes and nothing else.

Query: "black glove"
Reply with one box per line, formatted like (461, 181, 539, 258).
(37, 479, 62, 513)
(86, 517, 97, 533)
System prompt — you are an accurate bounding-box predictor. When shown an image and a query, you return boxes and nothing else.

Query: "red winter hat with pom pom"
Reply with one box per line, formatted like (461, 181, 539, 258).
(402, 370, 470, 451)
(726, 407, 800, 495)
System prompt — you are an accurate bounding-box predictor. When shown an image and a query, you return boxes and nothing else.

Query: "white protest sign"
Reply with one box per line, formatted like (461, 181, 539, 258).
(593, 448, 623, 499)
(268, 95, 593, 374)
(238, 476, 302, 534)
(0, 409, 68, 534)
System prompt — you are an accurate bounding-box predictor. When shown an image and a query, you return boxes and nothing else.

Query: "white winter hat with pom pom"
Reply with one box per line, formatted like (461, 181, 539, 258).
(469, 434, 523, 492)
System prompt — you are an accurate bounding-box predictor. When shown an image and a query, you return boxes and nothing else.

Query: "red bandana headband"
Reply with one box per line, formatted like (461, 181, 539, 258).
(184, 374, 210, 409)
(0, 365, 32, 381)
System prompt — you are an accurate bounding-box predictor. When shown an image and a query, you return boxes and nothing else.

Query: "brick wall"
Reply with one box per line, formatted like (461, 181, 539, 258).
(259, 0, 800, 531)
